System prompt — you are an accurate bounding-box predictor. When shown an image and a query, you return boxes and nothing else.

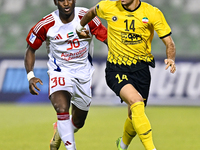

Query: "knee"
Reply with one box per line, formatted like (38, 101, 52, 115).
(53, 103, 69, 113)
(72, 119, 85, 129)
(50, 91, 71, 113)
(129, 98, 143, 106)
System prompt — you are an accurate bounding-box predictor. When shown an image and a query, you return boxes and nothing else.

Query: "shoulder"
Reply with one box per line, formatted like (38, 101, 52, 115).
(99, 0, 116, 4)
(75, 7, 89, 19)
(75, 7, 88, 11)
(140, 2, 163, 21)
(141, 2, 161, 13)
(97, 0, 117, 9)
(75, 7, 88, 14)
(33, 12, 56, 34)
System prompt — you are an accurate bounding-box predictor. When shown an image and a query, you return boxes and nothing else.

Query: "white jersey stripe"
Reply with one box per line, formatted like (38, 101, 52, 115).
(34, 19, 54, 34)
(34, 16, 54, 34)
(34, 17, 54, 33)
(78, 10, 87, 16)
(34, 16, 54, 32)
(92, 17, 100, 26)
(34, 17, 53, 33)
(78, 13, 85, 17)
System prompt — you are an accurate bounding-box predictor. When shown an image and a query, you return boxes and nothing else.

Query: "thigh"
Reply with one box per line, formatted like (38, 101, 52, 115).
(105, 70, 130, 96)
(120, 84, 143, 105)
(105, 67, 151, 105)
(50, 90, 71, 113)
(71, 78, 92, 111)
(133, 67, 151, 106)
(48, 70, 74, 97)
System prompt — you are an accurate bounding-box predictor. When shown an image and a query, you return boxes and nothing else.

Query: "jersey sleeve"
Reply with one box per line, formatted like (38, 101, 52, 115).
(95, 1, 108, 20)
(26, 14, 55, 50)
(88, 17, 107, 42)
(152, 7, 172, 39)
(26, 26, 44, 50)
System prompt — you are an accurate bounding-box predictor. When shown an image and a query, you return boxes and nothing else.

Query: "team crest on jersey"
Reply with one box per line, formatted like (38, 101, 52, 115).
(112, 16, 118, 22)
(142, 17, 149, 23)
(29, 33, 36, 44)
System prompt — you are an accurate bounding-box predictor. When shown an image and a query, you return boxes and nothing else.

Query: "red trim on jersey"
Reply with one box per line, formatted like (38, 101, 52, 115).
(78, 10, 107, 42)
(26, 14, 55, 50)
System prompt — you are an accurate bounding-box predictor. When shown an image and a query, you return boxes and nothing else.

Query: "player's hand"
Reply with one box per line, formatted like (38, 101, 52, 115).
(76, 28, 91, 39)
(28, 77, 43, 95)
(164, 59, 176, 74)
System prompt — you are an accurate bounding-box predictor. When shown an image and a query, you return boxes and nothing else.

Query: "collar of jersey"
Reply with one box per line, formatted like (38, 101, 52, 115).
(121, 0, 141, 12)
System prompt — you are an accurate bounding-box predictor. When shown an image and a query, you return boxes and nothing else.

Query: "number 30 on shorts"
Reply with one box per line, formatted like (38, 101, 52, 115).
(115, 74, 128, 83)
(51, 77, 65, 88)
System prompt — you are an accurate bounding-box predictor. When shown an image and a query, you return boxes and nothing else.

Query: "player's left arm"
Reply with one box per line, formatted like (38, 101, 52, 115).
(162, 35, 176, 74)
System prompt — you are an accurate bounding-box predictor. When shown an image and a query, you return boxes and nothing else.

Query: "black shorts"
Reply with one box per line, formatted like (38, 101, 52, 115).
(105, 65, 151, 106)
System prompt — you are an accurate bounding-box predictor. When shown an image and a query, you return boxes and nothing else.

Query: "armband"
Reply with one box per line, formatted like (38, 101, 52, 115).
(76, 22, 84, 32)
(27, 71, 35, 81)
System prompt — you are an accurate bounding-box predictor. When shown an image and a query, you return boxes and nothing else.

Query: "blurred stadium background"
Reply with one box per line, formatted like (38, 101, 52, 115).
(0, 0, 200, 105)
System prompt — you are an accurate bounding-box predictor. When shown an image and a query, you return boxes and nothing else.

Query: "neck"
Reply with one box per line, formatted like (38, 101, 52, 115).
(59, 11, 75, 24)
(123, 0, 140, 11)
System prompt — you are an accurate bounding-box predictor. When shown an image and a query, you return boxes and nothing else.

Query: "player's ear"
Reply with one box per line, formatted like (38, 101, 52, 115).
(54, 0, 58, 6)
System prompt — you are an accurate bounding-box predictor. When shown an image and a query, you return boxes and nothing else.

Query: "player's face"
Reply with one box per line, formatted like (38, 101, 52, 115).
(121, 0, 135, 7)
(56, 0, 76, 16)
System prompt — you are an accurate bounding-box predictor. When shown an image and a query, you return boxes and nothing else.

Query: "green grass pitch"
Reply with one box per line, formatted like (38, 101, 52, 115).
(0, 104, 199, 150)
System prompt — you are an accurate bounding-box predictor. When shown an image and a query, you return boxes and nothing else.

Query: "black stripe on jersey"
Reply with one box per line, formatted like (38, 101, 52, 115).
(160, 32, 172, 39)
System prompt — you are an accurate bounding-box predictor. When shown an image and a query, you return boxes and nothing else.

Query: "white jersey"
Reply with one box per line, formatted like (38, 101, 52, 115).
(26, 7, 107, 82)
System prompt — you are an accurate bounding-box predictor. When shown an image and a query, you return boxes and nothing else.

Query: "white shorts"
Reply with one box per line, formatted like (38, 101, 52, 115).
(48, 69, 92, 111)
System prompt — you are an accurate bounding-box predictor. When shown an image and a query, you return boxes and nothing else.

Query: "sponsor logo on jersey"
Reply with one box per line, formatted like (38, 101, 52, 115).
(126, 14, 134, 17)
(29, 33, 36, 44)
(142, 17, 149, 23)
(65, 141, 72, 146)
(121, 32, 142, 45)
(55, 34, 63, 40)
(61, 47, 87, 61)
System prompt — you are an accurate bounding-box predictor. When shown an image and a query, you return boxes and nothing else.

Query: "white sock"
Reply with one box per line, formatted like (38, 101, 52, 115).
(57, 113, 76, 150)
(120, 138, 128, 149)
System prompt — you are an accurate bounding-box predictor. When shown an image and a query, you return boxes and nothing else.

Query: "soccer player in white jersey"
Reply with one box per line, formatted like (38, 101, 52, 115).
(24, 0, 107, 150)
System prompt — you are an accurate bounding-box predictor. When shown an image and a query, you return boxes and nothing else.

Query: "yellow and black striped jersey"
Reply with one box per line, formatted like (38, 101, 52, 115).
(96, 0, 171, 70)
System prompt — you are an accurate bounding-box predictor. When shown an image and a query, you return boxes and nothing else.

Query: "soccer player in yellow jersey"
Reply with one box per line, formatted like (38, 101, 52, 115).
(76, 0, 176, 150)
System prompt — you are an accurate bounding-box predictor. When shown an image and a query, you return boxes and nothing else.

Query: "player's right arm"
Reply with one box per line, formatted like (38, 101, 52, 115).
(24, 15, 51, 95)
(24, 45, 43, 95)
